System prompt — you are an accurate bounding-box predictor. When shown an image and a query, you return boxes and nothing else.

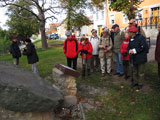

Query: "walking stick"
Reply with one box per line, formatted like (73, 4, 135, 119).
(130, 55, 134, 87)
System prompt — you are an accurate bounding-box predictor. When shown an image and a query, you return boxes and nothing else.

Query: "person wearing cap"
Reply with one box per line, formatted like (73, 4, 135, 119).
(22, 38, 39, 75)
(79, 35, 93, 77)
(155, 24, 160, 82)
(127, 26, 149, 90)
(89, 29, 100, 72)
(9, 36, 21, 65)
(112, 24, 125, 76)
(63, 31, 80, 70)
(98, 28, 113, 77)
(128, 19, 146, 38)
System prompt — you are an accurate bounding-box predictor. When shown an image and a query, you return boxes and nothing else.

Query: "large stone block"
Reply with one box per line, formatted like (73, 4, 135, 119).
(0, 61, 64, 112)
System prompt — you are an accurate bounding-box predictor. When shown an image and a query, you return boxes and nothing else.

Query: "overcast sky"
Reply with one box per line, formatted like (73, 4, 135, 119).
(0, 7, 8, 29)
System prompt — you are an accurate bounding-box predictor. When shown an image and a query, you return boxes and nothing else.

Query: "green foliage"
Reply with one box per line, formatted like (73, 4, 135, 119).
(6, 0, 39, 41)
(90, 0, 105, 9)
(0, 29, 11, 53)
(60, 0, 91, 30)
(109, 0, 144, 20)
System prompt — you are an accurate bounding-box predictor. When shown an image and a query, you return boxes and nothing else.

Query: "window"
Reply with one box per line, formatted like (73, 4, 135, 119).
(110, 15, 115, 25)
(123, 15, 128, 24)
(136, 10, 143, 20)
(101, 11, 104, 20)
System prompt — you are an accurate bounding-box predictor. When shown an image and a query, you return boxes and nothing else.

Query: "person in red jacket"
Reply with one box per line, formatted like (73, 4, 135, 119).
(63, 31, 80, 70)
(120, 32, 130, 79)
(79, 36, 93, 77)
(155, 24, 160, 81)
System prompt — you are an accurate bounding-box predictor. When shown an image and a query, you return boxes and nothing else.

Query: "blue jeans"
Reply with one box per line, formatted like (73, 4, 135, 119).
(115, 53, 124, 74)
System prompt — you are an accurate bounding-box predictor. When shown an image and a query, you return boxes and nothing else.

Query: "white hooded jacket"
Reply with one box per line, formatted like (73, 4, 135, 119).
(89, 35, 100, 55)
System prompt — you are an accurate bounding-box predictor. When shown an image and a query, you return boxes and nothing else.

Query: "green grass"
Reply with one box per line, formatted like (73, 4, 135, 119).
(1, 42, 160, 120)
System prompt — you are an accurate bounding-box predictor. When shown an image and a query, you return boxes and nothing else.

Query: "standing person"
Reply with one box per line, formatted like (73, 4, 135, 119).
(112, 24, 125, 76)
(128, 19, 146, 38)
(120, 32, 130, 79)
(9, 36, 21, 65)
(127, 26, 149, 90)
(155, 24, 160, 81)
(80, 36, 93, 77)
(98, 28, 113, 77)
(63, 31, 80, 70)
(22, 39, 39, 75)
(89, 29, 100, 72)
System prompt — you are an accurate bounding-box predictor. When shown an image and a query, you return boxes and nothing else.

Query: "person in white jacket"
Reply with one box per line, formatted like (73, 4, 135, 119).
(89, 29, 100, 72)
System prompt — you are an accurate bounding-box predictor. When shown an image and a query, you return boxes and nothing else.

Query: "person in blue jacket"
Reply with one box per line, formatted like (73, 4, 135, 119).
(127, 26, 149, 90)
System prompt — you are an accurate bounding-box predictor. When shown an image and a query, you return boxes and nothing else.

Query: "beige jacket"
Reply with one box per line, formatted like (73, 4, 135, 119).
(98, 36, 113, 58)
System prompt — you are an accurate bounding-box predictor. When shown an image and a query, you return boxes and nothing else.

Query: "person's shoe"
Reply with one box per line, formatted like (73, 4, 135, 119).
(90, 69, 94, 73)
(106, 72, 112, 76)
(131, 83, 138, 88)
(135, 85, 143, 91)
(114, 72, 120, 75)
(125, 75, 130, 80)
(119, 74, 124, 77)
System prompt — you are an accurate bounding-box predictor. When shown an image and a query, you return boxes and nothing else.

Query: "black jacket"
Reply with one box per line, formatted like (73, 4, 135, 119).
(23, 43, 39, 64)
(127, 34, 148, 64)
(9, 41, 21, 58)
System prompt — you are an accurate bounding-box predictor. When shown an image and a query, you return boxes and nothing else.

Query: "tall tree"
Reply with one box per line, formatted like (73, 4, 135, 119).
(60, 0, 91, 30)
(6, 0, 39, 41)
(109, 0, 144, 20)
(0, 0, 61, 49)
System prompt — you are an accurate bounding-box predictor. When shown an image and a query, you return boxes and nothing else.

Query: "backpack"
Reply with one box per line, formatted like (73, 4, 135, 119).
(64, 39, 78, 54)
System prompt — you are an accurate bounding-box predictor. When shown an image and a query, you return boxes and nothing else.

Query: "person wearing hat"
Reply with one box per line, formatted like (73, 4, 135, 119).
(127, 26, 149, 90)
(98, 28, 113, 77)
(128, 19, 146, 38)
(112, 24, 125, 76)
(89, 29, 100, 72)
(79, 35, 93, 77)
(22, 38, 39, 75)
(9, 36, 21, 65)
(63, 31, 80, 70)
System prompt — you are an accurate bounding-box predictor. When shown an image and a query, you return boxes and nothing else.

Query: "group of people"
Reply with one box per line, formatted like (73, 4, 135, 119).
(63, 19, 153, 90)
(9, 37, 39, 75)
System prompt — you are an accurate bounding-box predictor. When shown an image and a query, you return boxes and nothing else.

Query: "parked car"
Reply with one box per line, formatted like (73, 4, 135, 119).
(49, 33, 59, 40)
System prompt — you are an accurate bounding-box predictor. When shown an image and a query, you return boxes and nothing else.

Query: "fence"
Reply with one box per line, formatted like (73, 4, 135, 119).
(137, 16, 160, 29)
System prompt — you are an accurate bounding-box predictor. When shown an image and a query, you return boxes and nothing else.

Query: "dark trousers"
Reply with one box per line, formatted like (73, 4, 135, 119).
(158, 62, 160, 78)
(90, 55, 100, 71)
(67, 57, 77, 70)
(123, 60, 129, 77)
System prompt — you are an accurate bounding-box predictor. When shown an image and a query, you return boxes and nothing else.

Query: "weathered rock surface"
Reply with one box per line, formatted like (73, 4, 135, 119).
(0, 61, 64, 112)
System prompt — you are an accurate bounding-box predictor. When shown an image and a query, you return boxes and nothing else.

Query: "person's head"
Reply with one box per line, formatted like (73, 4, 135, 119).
(124, 31, 130, 39)
(12, 36, 18, 42)
(158, 24, 160, 32)
(129, 19, 136, 27)
(25, 38, 31, 45)
(128, 26, 138, 37)
(91, 29, 97, 37)
(103, 28, 110, 37)
(65, 31, 72, 39)
(112, 24, 119, 32)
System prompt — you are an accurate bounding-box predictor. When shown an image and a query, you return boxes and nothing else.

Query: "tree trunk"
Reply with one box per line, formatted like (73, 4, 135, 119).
(40, 20, 47, 50)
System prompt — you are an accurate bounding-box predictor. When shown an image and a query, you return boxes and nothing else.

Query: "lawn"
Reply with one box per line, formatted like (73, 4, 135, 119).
(0, 40, 160, 120)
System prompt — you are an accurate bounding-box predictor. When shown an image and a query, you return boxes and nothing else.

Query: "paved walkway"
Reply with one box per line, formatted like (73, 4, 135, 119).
(147, 45, 156, 62)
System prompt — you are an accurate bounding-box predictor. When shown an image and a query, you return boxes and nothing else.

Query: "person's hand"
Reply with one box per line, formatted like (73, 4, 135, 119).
(129, 49, 134, 54)
(104, 48, 107, 53)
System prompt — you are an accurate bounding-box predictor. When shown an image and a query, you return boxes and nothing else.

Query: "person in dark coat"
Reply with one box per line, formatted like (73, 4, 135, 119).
(9, 36, 21, 65)
(127, 26, 148, 90)
(22, 39, 39, 75)
(155, 24, 160, 80)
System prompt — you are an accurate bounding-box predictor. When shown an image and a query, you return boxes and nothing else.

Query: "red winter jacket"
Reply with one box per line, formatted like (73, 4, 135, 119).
(155, 33, 160, 62)
(80, 38, 93, 59)
(63, 37, 80, 58)
(120, 38, 130, 60)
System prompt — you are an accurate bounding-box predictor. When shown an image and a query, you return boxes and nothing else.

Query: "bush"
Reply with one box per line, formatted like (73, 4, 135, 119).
(0, 35, 11, 54)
